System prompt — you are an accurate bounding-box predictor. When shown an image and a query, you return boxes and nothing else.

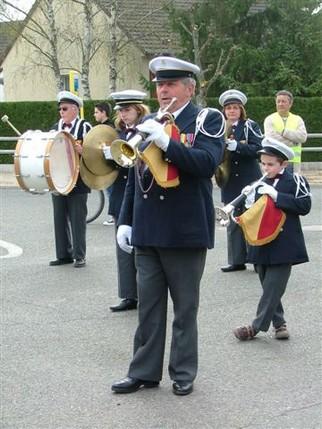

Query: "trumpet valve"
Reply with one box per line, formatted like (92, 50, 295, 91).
(215, 204, 234, 222)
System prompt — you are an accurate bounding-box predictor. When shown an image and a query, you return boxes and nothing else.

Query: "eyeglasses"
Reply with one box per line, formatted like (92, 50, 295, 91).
(58, 106, 69, 112)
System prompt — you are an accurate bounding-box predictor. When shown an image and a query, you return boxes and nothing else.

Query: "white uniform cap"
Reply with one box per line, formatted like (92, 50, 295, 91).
(57, 90, 83, 108)
(219, 89, 247, 106)
(149, 56, 200, 82)
(258, 137, 294, 161)
(110, 90, 147, 110)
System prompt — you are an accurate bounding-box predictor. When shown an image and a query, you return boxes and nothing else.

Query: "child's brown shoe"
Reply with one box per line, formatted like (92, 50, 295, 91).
(233, 325, 257, 341)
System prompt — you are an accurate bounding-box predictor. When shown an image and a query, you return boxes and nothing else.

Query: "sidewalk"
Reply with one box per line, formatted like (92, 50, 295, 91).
(1, 163, 322, 188)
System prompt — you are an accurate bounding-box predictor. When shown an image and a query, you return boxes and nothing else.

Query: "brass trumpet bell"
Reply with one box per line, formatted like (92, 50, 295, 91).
(110, 134, 143, 168)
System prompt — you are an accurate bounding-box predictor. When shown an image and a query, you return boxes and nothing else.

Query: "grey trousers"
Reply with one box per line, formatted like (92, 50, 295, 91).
(227, 219, 247, 265)
(128, 246, 207, 382)
(52, 193, 88, 260)
(252, 264, 292, 332)
(114, 222, 137, 300)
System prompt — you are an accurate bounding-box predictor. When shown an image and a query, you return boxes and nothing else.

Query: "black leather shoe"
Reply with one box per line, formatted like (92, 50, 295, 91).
(110, 299, 137, 312)
(221, 264, 246, 273)
(172, 381, 194, 396)
(74, 258, 86, 268)
(49, 258, 74, 266)
(111, 376, 159, 394)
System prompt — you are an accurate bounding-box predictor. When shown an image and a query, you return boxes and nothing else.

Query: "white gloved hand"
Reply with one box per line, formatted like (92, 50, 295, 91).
(258, 184, 278, 202)
(116, 225, 133, 254)
(226, 139, 237, 151)
(241, 185, 252, 196)
(136, 119, 170, 151)
(102, 145, 113, 160)
(220, 218, 229, 227)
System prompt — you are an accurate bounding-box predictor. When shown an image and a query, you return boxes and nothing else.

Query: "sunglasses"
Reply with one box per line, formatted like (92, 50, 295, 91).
(58, 106, 69, 112)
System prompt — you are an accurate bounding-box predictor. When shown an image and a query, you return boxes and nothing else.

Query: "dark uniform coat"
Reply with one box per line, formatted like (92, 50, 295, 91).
(247, 170, 311, 265)
(118, 102, 225, 249)
(221, 119, 263, 204)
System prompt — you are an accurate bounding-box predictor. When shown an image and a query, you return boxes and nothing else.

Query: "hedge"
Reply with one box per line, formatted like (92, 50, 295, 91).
(1, 97, 321, 163)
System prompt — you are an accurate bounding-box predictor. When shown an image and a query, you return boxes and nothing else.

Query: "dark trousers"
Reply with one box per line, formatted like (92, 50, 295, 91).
(114, 222, 137, 300)
(252, 264, 292, 332)
(227, 220, 247, 265)
(128, 246, 207, 382)
(52, 193, 88, 260)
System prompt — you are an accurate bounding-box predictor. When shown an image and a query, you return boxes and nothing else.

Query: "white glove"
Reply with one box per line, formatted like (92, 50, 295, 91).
(136, 119, 170, 151)
(116, 225, 133, 254)
(102, 145, 113, 160)
(241, 185, 252, 196)
(220, 218, 229, 227)
(258, 184, 278, 202)
(226, 139, 237, 151)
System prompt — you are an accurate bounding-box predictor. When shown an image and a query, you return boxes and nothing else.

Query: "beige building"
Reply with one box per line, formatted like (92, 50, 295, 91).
(1, 0, 197, 102)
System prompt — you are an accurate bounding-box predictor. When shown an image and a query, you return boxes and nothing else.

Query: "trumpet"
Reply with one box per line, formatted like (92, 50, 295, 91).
(110, 97, 177, 168)
(215, 173, 268, 225)
(1, 114, 22, 136)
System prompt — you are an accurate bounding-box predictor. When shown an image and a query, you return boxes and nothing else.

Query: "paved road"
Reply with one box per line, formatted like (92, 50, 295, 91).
(1, 186, 321, 429)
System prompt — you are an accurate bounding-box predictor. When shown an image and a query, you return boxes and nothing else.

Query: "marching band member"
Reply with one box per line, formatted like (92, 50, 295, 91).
(105, 90, 150, 312)
(49, 91, 92, 268)
(111, 56, 225, 396)
(264, 90, 307, 174)
(233, 137, 311, 341)
(218, 89, 263, 273)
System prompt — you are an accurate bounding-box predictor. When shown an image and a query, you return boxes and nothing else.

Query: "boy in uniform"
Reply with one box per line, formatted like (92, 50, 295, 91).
(233, 137, 311, 341)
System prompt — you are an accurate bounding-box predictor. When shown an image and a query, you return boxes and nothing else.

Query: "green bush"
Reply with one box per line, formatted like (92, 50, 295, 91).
(1, 97, 321, 163)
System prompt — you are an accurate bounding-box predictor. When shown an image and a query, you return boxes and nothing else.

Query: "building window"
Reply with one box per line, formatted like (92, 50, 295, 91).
(61, 75, 70, 91)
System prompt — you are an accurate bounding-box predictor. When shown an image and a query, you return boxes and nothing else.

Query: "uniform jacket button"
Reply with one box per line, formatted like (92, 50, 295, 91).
(159, 195, 165, 200)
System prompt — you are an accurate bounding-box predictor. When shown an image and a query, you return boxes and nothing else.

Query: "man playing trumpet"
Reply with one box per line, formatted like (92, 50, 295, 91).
(111, 55, 225, 396)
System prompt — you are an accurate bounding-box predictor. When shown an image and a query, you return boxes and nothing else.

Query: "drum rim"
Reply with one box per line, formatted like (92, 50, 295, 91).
(14, 138, 29, 192)
(49, 131, 80, 195)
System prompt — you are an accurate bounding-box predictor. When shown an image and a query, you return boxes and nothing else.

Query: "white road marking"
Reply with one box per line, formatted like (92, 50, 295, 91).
(0, 240, 23, 258)
(303, 225, 322, 231)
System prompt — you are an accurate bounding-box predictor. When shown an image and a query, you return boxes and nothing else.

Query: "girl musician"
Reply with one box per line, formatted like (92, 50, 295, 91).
(218, 89, 263, 273)
(104, 90, 150, 312)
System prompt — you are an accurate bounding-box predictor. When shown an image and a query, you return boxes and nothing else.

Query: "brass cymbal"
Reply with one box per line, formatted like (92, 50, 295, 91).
(80, 157, 119, 190)
(82, 125, 118, 176)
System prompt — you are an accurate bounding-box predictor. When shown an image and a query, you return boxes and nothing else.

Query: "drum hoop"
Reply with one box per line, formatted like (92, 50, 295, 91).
(43, 139, 55, 191)
(56, 131, 80, 195)
(14, 138, 29, 192)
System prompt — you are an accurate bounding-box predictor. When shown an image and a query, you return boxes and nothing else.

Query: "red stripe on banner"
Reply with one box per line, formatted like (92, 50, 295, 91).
(257, 197, 283, 239)
(167, 164, 179, 180)
(170, 125, 181, 142)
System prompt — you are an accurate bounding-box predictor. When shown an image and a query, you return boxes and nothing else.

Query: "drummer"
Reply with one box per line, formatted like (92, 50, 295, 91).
(49, 91, 92, 268)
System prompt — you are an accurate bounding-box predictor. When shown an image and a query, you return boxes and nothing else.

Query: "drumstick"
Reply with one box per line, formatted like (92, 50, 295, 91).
(1, 115, 22, 136)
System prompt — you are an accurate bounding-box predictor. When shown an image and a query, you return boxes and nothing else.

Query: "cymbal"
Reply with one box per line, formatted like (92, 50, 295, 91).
(80, 157, 119, 190)
(82, 125, 118, 176)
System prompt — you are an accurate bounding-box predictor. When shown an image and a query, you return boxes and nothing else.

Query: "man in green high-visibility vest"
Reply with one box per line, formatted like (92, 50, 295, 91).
(264, 90, 307, 173)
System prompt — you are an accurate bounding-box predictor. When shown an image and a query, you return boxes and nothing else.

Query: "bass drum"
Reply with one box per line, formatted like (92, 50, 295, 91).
(14, 130, 79, 195)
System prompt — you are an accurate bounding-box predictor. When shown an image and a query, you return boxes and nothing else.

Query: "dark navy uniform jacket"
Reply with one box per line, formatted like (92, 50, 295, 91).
(221, 119, 263, 204)
(247, 170, 311, 265)
(118, 101, 225, 249)
(52, 118, 92, 194)
(108, 128, 133, 218)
